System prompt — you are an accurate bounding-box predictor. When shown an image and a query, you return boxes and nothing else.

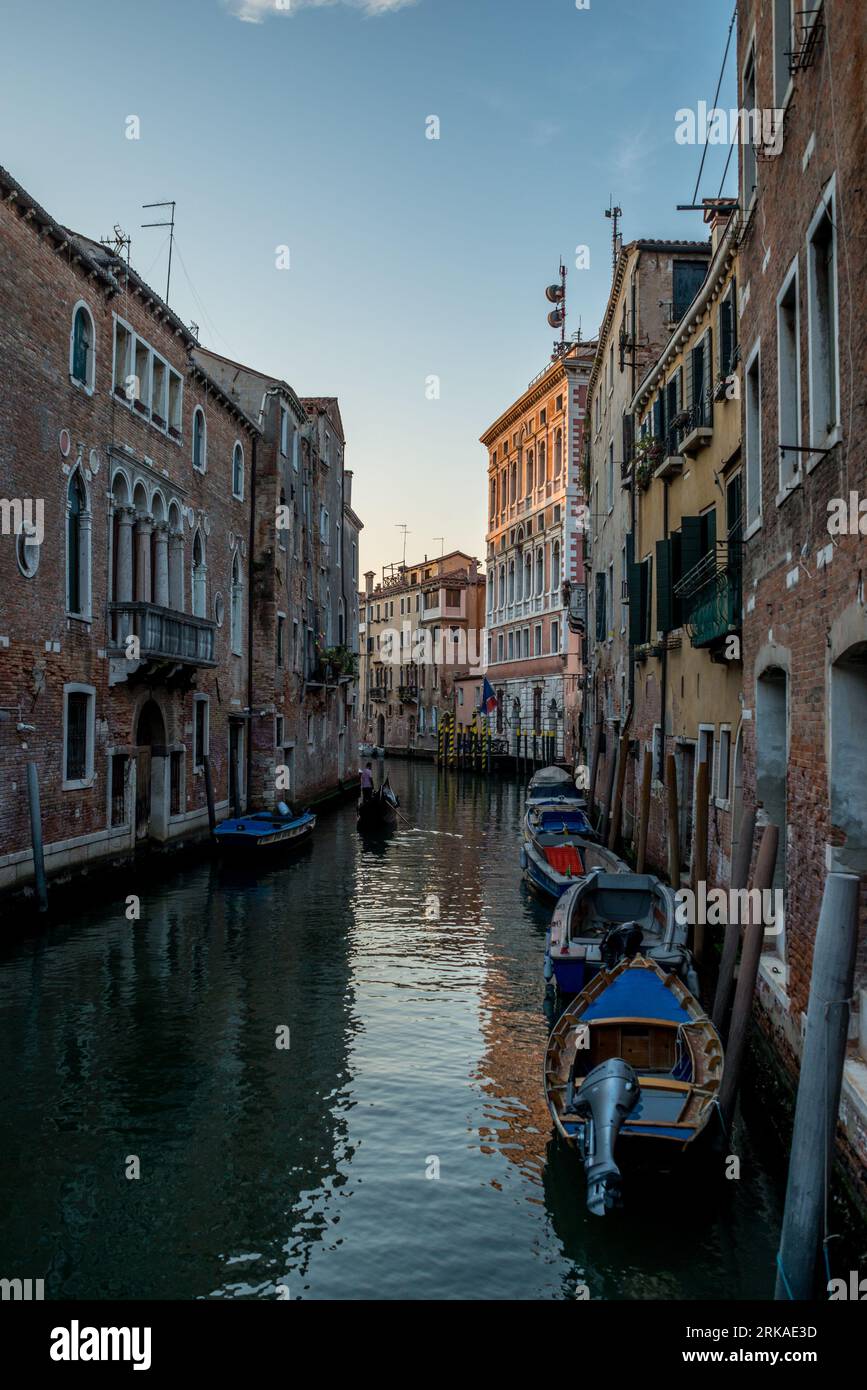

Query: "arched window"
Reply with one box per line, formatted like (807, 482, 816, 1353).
(508, 560, 515, 603)
(70, 303, 95, 391)
(524, 551, 532, 596)
(192, 409, 207, 471)
(526, 450, 534, 494)
(551, 540, 561, 592)
(66, 469, 89, 615)
(498, 564, 505, 608)
(337, 597, 346, 646)
(230, 551, 243, 654)
(554, 427, 563, 476)
(539, 440, 547, 484)
(536, 548, 544, 594)
(489, 477, 496, 520)
(232, 442, 244, 500)
(192, 529, 207, 618)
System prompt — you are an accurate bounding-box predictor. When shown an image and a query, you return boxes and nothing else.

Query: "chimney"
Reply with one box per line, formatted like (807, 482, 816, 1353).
(364, 569, 375, 597)
(344, 468, 353, 508)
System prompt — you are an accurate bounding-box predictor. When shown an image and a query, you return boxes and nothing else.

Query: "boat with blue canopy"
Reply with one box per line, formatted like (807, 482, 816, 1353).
(521, 801, 626, 900)
(545, 955, 723, 1215)
(214, 802, 316, 853)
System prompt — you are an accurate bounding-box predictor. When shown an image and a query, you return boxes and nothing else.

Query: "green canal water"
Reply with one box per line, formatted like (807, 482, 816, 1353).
(0, 761, 786, 1300)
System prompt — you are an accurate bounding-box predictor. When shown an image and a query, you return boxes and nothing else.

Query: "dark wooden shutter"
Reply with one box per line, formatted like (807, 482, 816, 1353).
(652, 397, 663, 441)
(703, 328, 713, 422)
(671, 531, 683, 628)
(656, 538, 673, 634)
(595, 571, 606, 641)
(641, 556, 652, 643)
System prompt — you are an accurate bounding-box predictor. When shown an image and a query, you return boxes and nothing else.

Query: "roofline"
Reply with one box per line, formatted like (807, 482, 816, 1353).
(192, 345, 306, 424)
(480, 344, 598, 447)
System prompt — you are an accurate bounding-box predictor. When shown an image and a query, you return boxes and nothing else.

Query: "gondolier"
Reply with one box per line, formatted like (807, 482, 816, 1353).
(360, 762, 374, 803)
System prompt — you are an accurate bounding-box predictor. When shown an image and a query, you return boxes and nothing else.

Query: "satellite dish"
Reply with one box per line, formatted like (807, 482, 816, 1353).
(545, 284, 565, 303)
(548, 308, 565, 328)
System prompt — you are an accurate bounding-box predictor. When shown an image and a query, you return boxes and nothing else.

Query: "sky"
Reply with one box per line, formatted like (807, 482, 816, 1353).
(1, 0, 737, 579)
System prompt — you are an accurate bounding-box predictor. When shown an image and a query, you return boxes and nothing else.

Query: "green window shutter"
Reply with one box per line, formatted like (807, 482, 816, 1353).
(641, 556, 652, 644)
(704, 328, 713, 422)
(595, 571, 606, 642)
(671, 531, 683, 628)
(72, 310, 89, 383)
(703, 506, 717, 557)
(652, 397, 662, 442)
(628, 555, 642, 647)
(656, 538, 673, 633)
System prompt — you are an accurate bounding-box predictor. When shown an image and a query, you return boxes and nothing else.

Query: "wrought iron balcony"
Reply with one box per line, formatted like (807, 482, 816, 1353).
(369, 685, 387, 702)
(674, 540, 742, 653)
(109, 602, 216, 667)
(398, 684, 419, 703)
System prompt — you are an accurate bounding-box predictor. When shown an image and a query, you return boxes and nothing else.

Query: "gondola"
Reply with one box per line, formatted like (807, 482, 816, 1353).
(357, 777, 399, 832)
(214, 801, 316, 854)
(544, 955, 724, 1215)
(544, 869, 698, 996)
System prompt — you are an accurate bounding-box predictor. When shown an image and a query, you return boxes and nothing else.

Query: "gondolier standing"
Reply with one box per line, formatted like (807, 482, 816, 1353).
(360, 762, 374, 803)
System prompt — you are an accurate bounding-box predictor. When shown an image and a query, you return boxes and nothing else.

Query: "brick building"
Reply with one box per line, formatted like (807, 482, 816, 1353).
(0, 165, 259, 893)
(735, 0, 867, 1188)
(359, 552, 484, 754)
(481, 341, 595, 765)
(192, 352, 362, 806)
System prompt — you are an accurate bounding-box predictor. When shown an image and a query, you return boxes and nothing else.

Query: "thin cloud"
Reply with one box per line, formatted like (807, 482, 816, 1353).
(225, 0, 418, 21)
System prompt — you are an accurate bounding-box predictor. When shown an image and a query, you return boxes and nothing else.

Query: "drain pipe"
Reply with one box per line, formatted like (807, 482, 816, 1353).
(246, 431, 257, 810)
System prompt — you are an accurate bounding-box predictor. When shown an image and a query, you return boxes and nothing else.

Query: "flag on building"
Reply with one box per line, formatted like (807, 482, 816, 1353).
(479, 676, 497, 716)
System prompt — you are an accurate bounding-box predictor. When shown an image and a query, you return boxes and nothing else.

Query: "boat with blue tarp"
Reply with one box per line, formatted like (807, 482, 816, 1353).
(544, 955, 724, 1214)
(521, 801, 626, 900)
(214, 802, 316, 854)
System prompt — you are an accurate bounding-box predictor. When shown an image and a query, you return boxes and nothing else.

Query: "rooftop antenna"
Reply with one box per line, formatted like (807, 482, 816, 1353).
(141, 200, 176, 303)
(396, 523, 410, 567)
(100, 224, 131, 271)
(545, 259, 567, 359)
(605, 198, 622, 273)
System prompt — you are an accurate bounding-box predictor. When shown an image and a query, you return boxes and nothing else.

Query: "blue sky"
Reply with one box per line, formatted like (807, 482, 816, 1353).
(1, 0, 736, 576)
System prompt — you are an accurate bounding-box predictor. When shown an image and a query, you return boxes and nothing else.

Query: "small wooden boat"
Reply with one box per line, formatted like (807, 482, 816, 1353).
(521, 802, 626, 900)
(357, 778, 399, 832)
(545, 955, 723, 1215)
(544, 870, 697, 996)
(214, 802, 316, 853)
(525, 765, 586, 811)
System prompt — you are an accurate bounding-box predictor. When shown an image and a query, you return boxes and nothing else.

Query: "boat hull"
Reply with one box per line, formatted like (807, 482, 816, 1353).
(215, 811, 316, 852)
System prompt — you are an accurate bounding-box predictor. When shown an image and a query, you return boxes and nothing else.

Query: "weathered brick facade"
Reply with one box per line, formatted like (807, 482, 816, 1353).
(736, 0, 867, 1196)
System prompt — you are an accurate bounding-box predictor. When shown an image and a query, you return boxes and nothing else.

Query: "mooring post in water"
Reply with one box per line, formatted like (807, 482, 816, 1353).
(718, 822, 779, 1130)
(636, 748, 652, 873)
(691, 759, 710, 963)
(665, 753, 680, 888)
(607, 732, 630, 852)
(774, 871, 859, 1302)
(712, 806, 757, 1035)
(587, 720, 602, 820)
(202, 755, 217, 835)
(600, 741, 618, 845)
(26, 761, 48, 912)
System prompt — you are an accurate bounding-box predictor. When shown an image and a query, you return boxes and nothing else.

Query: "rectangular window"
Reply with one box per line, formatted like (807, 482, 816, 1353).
(276, 614, 285, 667)
(168, 370, 183, 436)
(497, 633, 504, 662)
(508, 631, 514, 660)
(110, 753, 128, 826)
(698, 728, 715, 805)
(113, 321, 132, 396)
(607, 440, 614, 509)
(151, 356, 167, 426)
(133, 338, 150, 412)
(742, 47, 757, 207)
(275, 714, 284, 748)
(64, 687, 94, 786)
(773, 0, 794, 106)
(193, 697, 209, 770)
(550, 619, 559, 653)
(745, 343, 762, 528)
(523, 627, 530, 657)
(170, 750, 183, 816)
(807, 191, 839, 448)
(280, 407, 289, 456)
(718, 281, 738, 378)
(534, 624, 542, 656)
(717, 727, 731, 802)
(777, 259, 801, 491)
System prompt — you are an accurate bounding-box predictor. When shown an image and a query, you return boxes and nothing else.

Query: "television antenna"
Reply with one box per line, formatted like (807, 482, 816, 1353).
(396, 523, 411, 567)
(141, 200, 176, 303)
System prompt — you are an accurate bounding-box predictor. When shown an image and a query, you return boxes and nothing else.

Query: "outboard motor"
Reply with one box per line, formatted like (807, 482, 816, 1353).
(572, 1058, 640, 1216)
(601, 920, 643, 969)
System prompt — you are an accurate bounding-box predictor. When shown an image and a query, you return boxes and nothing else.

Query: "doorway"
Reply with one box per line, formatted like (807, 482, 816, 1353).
(135, 699, 168, 841)
(228, 720, 245, 817)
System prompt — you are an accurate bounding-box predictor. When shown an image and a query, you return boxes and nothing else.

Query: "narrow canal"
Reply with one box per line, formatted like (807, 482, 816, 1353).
(0, 761, 786, 1300)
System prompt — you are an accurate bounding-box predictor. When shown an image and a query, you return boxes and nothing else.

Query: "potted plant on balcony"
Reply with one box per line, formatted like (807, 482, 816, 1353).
(634, 434, 664, 491)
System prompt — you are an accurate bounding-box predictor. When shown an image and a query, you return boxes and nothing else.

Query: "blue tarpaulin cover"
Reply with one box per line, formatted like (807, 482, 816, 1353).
(581, 968, 692, 1023)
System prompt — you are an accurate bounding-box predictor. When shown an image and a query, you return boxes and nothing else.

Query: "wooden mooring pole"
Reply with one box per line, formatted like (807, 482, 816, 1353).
(665, 753, 680, 888)
(636, 748, 652, 874)
(691, 760, 709, 963)
(587, 720, 602, 819)
(774, 871, 860, 1300)
(26, 761, 48, 912)
(607, 732, 630, 852)
(202, 755, 217, 835)
(718, 822, 779, 1131)
(712, 806, 757, 1035)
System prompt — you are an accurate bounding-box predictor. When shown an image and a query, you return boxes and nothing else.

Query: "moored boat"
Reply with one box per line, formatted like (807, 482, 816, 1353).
(521, 801, 626, 900)
(214, 802, 316, 853)
(544, 955, 723, 1215)
(525, 765, 586, 810)
(544, 870, 697, 996)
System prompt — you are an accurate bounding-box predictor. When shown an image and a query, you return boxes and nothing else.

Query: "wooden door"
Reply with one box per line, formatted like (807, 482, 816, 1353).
(135, 748, 151, 839)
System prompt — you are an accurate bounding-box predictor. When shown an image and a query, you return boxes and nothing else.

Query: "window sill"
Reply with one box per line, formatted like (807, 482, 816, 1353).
(63, 776, 95, 792)
(743, 515, 763, 542)
(714, 797, 731, 813)
(70, 374, 94, 397)
(806, 428, 841, 473)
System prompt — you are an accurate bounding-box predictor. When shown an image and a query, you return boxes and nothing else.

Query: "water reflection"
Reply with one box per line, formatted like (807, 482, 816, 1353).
(0, 761, 783, 1299)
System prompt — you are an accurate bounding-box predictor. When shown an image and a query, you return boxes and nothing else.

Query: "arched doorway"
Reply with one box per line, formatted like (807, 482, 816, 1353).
(376, 712, 385, 748)
(135, 699, 168, 841)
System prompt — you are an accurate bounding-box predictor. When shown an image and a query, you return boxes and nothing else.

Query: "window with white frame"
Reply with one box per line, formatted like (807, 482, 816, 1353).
(773, 0, 795, 107)
(230, 551, 243, 655)
(608, 440, 615, 509)
(741, 45, 757, 208)
(66, 467, 90, 618)
(534, 623, 542, 656)
(280, 407, 289, 456)
(63, 684, 95, 788)
(112, 317, 182, 434)
(717, 726, 732, 802)
(807, 184, 840, 450)
(232, 442, 244, 500)
(745, 342, 762, 529)
(550, 619, 559, 653)
(70, 302, 95, 392)
(776, 258, 801, 492)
